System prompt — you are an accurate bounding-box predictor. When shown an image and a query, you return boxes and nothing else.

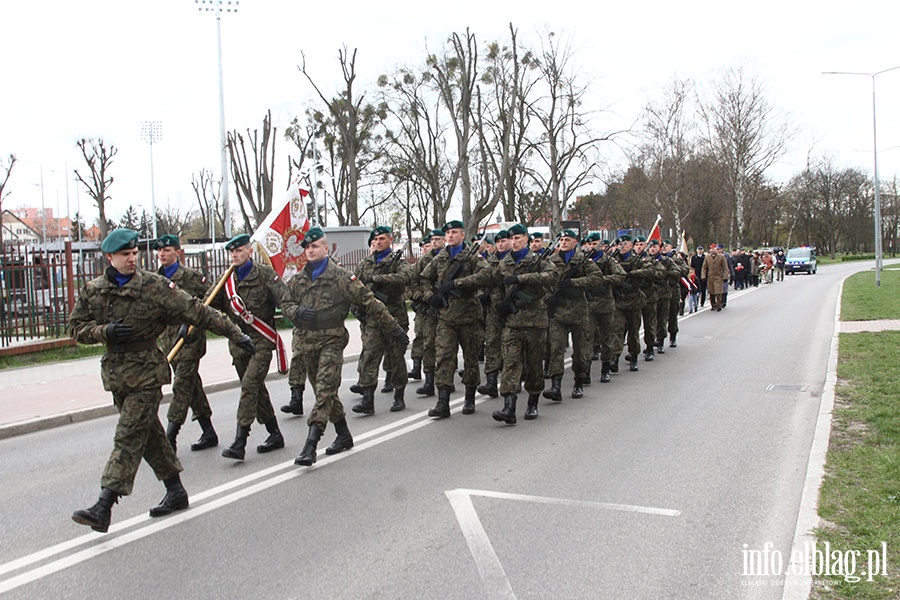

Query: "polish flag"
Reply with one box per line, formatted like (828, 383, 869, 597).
(251, 182, 311, 282)
(647, 214, 662, 244)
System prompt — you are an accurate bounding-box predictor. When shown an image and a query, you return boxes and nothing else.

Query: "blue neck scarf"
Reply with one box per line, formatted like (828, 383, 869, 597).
(562, 248, 575, 264)
(115, 272, 133, 287)
(497, 250, 510, 261)
(162, 262, 179, 279)
(236, 260, 253, 282)
(621, 251, 632, 261)
(593, 250, 604, 262)
(309, 257, 329, 282)
(447, 243, 464, 259)
(374, 248, 392, 263)
(513, 247, 529, 264)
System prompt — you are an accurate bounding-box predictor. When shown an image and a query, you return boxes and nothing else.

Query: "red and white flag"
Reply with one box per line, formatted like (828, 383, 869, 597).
(251, 181, 311, 282)
(679, 230, 689, 255)
(647, 214, 662, 245)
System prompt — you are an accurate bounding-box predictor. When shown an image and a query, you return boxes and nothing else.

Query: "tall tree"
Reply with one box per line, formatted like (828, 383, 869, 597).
(191, 169, 226, 239)
(74, 138, 117, 238)
(0, 153, 16, 250)
(227, 110, 276, 232)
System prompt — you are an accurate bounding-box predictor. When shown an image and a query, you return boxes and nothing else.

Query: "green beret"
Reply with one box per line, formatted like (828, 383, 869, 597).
(225, 233, 252, 251)
(420, 235, 431, 246)
(584, 232, 601, 243)
(618, 234, 632, 243)
(529, 232, 542, 241)
(472, 232, 485, 242)
(557, 228, 579, 240)
(371, 225, 392, 238)
(494, 229, 509, 241)
(430, 228, 445, 238)
(648, 239, 660, 247)
(508, 223, 528, 237)
(442, 220, 465, 232)
(663, 239, 672, 245)
(633, 235, 646, 243)
(601, 239, 611, 246)
(101, 229, 139, 253)
(301, 227, 325, 248)
(153, 234, 180, 250)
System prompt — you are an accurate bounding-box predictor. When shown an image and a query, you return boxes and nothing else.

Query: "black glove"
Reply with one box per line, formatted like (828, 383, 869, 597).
(389, 327, 409, 346)
(502, 275, 519, 286)
(479, 292, 491, 307)
(176, 323, 198, 344)
(295, 306, 318, 326)
(236, 334, 255, 354)
(437, 280, 456, 295)
(427, 293, 444, 309)
(558, 279, 574, 289)
(106, 319, 134, 344)
(362, 277, 374, 285)
(495, 302, 512, 322)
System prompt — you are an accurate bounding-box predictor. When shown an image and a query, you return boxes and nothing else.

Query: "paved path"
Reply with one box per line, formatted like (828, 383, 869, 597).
(0, 319, 363, 438)
(839, 319, 900, 333)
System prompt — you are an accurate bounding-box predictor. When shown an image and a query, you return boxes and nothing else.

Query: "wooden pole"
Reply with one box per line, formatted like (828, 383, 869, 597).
(167, 264, 235, 363)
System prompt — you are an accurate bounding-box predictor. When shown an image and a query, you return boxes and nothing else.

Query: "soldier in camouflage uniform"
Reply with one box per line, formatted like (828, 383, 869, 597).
(476, 229, 510, 398)
(544, 229, 602, 400)
(69, 229, 254, 533)
(353, 225, 413, 414)
(633, 236, 663, 362)
(611, 235, 650, 373)
(214, 234, 295, 462)
(407, 234, 432, 381)
(153, 234, 219, 454)
(662, 240, 689, 349)
(409, 229, 445, 397)
(285, 228, 408, 466)
(420, 220, 492, 417)
(281, 339, 308, 416)
(491, 224, 558, 423)
(581, 234, 626, 383)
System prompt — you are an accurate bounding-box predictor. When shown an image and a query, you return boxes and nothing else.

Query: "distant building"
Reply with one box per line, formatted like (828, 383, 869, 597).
(7, 206, 73, 241)
(1, 210, 41, 242)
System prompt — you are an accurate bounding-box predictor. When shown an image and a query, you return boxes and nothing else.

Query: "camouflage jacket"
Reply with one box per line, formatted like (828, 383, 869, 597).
(636, 252, 666, 303)
(613, 251, 650, 311)
(547, 250, 603, 321)
(286, 257, 399, 334)
(586, 251, 626, 314)
(408, 249, 438, 304)
(495, 249, 559, 328)
(419, 242, 492, 324)
(158, 263, 212, 362)
(209, 261, 293, 352)
(354, 250, 414, 323)
(69, 267, 243, 395)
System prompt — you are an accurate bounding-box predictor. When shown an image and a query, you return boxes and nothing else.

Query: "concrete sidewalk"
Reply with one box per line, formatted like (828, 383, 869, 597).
(0, 320, 364, 439)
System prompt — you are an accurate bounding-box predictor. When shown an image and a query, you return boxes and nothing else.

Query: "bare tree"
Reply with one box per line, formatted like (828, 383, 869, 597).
(0, 153, 16, 249)
(700, 65, 794, 248)
(227, 110, 276, 232)
(155, 201, 193, 239)
(74, 138, 117, 238)
(191, 169, 225, 239)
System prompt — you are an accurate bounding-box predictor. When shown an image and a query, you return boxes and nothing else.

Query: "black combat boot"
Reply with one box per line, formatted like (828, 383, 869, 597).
(523, 394, 539, 420)
(222, 424, 251, 460)
(416, 371, 435, 397)
(670, 333, 677, 348)
(571, 379, 584, 399)
(349, 383, 364, 395)
(600, 362, 612, 383)
(610, 354, 620, 373)
(543, 376, 562, 402)
(390, 386, 406, 412)
(629, 357, 639, 372)
(166, 421, 181, 453)
(492, 394, 517, 424)
(381, 374, 394, 393)
(656, 339, 665, 354)
(256, 417, 285, 453)
(295, 423, 324, 466)
(462, 385, 476, 415)
(352, 386, 376, 415)
(325, 417, 354, 455)
(72, 488, 119, 533)
(190, 416, 218, 451)
(408, 358, 422, 381)
(644, 345, 654, 361)
(280, 387, 304, 415)
(149, 474, 189, 517)
(428, 387, 452, 418)
(477, 371, 499, 398)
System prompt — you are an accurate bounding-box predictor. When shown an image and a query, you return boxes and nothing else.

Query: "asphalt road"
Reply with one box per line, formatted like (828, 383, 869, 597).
(0, 262, 868, 599)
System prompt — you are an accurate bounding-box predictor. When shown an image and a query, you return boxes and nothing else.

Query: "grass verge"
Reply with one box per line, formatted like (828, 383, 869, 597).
(0, 343, 105, 370)
(840, 269, 900, 321)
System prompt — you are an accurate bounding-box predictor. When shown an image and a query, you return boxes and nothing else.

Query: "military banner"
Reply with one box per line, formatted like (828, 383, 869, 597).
(251, 181, 311, 283)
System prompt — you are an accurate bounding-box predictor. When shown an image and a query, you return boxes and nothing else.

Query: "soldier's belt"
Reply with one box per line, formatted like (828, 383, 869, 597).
(303, 316, 345, 331)
(107, 339, 158, 354)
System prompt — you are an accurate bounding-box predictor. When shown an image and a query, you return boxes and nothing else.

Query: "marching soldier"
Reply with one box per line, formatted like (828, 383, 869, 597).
(353, 225, 413, 414)
(544, 229, 602, 400)
(407, 234, 432, 381)
(285, 228, 407, 466)
(69, 229, 254, 533)
(663, 240, 690, 347)
(476, 229, 511, 398)
(633, 236, 663, 362)
(611, 235, 649, 373)
(492, 224, 558, 423)
(419, 220, 492, 417)
(582, 234, 626, 383)
(409, 229, 445, 397)
(280, 340, 308, 416)
(215, 234, 294, 461)
(154, 234, 219, 453)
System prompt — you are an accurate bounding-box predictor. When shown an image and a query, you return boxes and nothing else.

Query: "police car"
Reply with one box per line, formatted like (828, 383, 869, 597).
(785, 247, 817, 275)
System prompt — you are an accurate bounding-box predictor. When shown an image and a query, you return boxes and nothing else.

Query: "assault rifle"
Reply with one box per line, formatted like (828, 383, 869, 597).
(354, 249, 404, 326)
(427, 241, 481, 310)
(546, 249, 588, 317)
(495, 238, 560, 325)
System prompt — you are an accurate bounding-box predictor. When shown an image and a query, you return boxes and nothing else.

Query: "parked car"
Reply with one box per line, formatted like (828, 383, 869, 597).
(785, 247, 817, 275)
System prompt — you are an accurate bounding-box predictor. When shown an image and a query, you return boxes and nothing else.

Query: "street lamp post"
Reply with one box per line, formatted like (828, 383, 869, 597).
(196, 0, 238, 239)
(140, 121, 162, 240)
(823, 65, 900, 288)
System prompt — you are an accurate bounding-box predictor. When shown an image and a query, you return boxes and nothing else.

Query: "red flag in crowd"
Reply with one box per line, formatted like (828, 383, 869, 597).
(647, 214, 662, 244)
(251, 181, 311, 282)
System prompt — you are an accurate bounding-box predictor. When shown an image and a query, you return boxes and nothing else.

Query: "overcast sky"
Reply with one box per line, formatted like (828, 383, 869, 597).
(2, 0, 899, 227)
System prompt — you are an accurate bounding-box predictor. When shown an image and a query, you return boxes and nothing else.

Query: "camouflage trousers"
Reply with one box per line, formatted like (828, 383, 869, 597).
(358, 323, 408, 388)
(667, 296, 680, 336)
(612, 308, 643, 357)
(410, 310, 426, 361)
(101, 387, 183, 496)
(419, 312, 438, 373)
(288, 329, 307, 390)
(584, 309, 615, 364)
(548, 314, 589, 379)
(483, 312, 503, 374)
(655, 297, 670, 343)
(296, 327, 349, 430)
(231, 344, 275, 428)
(499, 326, 546, 396)
(435, 319, 483, 389)
(641, 299, 658, 347)
(166, 357, 211, 425)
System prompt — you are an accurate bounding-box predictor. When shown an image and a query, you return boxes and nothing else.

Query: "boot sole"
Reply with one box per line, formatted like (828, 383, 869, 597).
(280, 407, 304, 415)
(352, 407, 375, 415)
(149, 498, 189, 518)
(389, 405, 406, 412)
(492, 413, 516, 424)
(257, 441, 285, 453)
(222, 450, 245, 460)
(325, 443, 354, 456)
(71, 514, 109, 533)
(294, 457, 316, 466)
(190, 438, 219, 451)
